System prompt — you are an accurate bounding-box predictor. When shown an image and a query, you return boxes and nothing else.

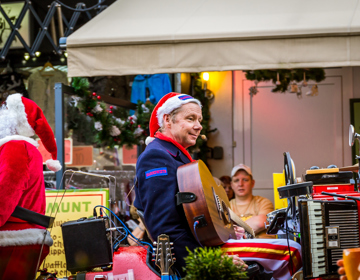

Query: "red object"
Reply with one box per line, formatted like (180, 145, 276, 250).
(7, 94, 59, 168)
(148, 92, 180, 139)
(0, 244, 49, 279)
(0, 140, 51, 231)
(92, 92, 97, 96)
(110, 106, 113, 109)
(312, 184, 355, 194)
(97, 96, 101, 100)
(83, 246, 160, 280)
(109, 110, 113, 114)
(312, 191, 360, 200)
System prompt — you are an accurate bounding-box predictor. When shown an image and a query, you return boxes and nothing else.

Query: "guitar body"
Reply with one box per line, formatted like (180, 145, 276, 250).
(177, 160, 236, 246)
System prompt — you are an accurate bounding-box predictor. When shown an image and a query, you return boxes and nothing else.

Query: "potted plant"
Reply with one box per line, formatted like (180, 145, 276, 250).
(183, 247, 248, 280)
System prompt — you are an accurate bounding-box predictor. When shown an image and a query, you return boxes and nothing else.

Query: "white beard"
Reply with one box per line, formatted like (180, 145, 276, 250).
(0, 106, 19, 139)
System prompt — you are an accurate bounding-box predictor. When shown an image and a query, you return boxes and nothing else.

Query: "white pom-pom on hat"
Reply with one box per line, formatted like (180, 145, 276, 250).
(46, 159, 62, 172)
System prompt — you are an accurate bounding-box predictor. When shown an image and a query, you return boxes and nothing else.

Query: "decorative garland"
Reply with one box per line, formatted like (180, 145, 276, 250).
(70, 77, 154, 148)
(69, 76, 213, 160)
(245, 69, 325, 93)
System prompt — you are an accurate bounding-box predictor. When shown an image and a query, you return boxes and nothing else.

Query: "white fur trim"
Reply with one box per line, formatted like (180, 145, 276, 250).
(46, 159, 62, 172)
(145, 136, 155, 145)
(0, 135, 39, 148)
(157, 95, 202, 128)
(0, 228, 53, 247)
(6, 93, 35, 137)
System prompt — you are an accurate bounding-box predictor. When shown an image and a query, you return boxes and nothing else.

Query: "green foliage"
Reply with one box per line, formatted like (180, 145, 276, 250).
(183, 247, 247, 280)
(66, 102, 95, 144)
(70, 76, 213, 159)
(245, 69, 325, 93)
(70, 77, 154, 148)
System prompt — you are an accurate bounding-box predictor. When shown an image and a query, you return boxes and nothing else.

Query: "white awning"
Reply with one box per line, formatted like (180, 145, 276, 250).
(67, 0, 360, 77)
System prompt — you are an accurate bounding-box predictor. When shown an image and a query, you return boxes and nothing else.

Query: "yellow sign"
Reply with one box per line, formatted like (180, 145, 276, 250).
(273, 171, 288, 210)
(42, 189, 109, 277)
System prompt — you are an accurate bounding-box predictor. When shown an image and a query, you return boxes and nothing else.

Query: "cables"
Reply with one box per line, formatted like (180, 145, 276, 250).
(53, 0, 107, 12)
(94, 205, 153, 253)
(95, 206, 128, 251)
(193, 221, 203, 247)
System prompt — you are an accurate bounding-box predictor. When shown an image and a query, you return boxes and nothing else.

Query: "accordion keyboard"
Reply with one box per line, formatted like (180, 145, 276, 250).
(307, 201, 326, 277)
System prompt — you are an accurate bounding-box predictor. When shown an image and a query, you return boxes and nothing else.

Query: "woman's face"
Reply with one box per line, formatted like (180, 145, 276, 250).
(223, 183, 234, 200)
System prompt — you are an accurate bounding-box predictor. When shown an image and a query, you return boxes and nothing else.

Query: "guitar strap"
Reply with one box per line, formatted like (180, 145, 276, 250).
(175, 192, 197, 206)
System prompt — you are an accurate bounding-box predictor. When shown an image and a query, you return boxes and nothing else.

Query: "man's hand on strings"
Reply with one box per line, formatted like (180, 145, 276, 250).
(234, 225, 246, 239)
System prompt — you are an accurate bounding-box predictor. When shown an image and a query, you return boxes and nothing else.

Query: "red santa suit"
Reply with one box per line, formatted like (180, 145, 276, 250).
(0, 94, 61, 280)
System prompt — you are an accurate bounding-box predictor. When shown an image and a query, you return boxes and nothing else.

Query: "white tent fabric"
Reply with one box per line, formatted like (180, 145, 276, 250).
(67, 0, 360, 77)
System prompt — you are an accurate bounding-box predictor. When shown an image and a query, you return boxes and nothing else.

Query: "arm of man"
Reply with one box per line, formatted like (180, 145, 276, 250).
(134, 147, 181, 240)
(244, 197, 274, 234)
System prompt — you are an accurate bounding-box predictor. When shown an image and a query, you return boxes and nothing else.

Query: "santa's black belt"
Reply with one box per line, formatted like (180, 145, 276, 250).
(11, 206, 54, 228)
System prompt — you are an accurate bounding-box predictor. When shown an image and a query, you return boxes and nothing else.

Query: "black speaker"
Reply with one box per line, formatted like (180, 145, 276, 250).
(61, 217, 112, 273)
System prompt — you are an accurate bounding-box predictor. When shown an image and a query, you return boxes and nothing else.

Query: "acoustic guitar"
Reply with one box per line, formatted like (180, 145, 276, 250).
(177, 160, 255, 247)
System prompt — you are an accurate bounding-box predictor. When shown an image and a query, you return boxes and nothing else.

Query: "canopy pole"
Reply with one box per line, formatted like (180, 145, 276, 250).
(175, 73, 181, 93)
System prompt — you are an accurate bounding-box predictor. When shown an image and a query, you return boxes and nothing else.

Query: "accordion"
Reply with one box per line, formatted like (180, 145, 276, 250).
(299, 199, 360, 279)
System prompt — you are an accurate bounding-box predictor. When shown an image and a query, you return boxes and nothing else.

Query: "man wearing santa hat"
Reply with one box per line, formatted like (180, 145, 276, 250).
(134, 92, 246, 276)
(0, 94, 61, 280)
(134, 92, 302, 279)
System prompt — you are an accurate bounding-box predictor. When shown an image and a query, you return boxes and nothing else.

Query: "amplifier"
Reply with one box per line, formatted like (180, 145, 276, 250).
(61, 217, 113, 274)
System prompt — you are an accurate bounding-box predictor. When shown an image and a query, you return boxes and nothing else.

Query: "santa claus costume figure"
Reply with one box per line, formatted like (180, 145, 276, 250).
(0, 94, 61, 280)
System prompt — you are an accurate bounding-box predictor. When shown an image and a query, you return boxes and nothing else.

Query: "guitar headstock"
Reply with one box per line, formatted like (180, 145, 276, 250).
(153, 234, 175, 275)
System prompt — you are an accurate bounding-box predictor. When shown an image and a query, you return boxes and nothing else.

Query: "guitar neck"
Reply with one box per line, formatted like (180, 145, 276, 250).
(228, 208, 255, 238)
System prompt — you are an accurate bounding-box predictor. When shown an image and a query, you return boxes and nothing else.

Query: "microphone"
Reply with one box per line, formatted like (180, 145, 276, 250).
(200, 135, 207, 141)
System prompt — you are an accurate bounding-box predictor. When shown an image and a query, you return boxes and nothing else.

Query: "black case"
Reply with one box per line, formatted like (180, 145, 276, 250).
(61, 217, 112, 273)
(305, 171, 353, 185)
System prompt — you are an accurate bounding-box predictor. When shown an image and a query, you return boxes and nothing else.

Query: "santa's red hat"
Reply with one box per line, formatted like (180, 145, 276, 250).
(6, 94, 62, 172)
(145, 92, 202, 145)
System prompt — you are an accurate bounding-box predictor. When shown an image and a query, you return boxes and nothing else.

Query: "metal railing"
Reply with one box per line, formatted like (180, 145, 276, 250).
(0, 0, 107, 61)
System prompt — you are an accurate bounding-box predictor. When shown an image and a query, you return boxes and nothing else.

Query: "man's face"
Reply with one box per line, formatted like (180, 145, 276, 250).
(165, 102, 202, 149)
(231, 170, 255, 198)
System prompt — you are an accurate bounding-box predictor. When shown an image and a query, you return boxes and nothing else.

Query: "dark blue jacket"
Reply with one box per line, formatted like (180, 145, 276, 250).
(134, 138, 199, 275)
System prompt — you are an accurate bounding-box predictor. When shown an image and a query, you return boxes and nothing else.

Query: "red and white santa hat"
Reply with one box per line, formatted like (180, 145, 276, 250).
(6, 93, 62, 172)
(145, 92, 202, 145)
